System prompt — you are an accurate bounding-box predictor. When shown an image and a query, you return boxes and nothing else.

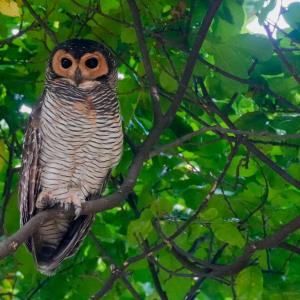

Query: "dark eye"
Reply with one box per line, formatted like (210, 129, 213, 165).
(85, 58, 98, 69)
(61, 58, 72, 69)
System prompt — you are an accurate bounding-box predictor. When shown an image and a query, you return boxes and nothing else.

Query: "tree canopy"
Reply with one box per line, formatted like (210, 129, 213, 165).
(0, 0, 300, 299)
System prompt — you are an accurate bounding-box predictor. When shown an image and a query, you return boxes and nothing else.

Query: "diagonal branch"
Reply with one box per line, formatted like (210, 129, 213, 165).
(89, 232, 142, 300)
(91, 142, 300, 298)
(23, 0, 58, 45)
(0, 0, 223, 262)
(150, 125, 300, 158)
(264, 23, 300, 84)
(151, 30, 300, 113)
(196, 78, 300, 189)
(127, 0, 162, 122)
(162, 0, 223, 127)
(279, 242, 300, 255)
(0, 22, 37, 48)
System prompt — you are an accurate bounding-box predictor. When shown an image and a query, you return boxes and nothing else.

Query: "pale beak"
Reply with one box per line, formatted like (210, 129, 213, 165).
(74, 68, 82, 85)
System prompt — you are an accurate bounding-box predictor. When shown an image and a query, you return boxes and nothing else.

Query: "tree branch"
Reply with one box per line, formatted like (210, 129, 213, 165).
(264, 23, 300, 84)
(127, 0, 162, 122)
(89, 232, 142, 300)
(0, 22, 37, 48)
(279, 242, 300, 255)
(0, 0, 222, 262)
(151, 31, 300, 113)
(196, 78, 300, 189)
(150, 125, 300, 157)
(94, 164, 300, 297)
(22, 0, 58, 44)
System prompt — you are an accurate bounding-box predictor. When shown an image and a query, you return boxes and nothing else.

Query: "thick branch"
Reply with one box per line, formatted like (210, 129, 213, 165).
(90, 189, 300, 298)
(0, 0, 222, 262)
(162, 0, 223, 126)
(0, 192, 122, 259)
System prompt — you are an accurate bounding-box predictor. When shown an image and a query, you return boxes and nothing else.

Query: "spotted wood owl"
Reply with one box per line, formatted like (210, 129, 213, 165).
(19, 39, 123, 275)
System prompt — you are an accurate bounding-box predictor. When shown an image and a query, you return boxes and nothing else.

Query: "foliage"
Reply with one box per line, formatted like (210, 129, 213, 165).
(0, 0, 300, 299)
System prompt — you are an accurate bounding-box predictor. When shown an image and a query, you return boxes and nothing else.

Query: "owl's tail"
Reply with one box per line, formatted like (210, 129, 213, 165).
(30, 214, 94, 275)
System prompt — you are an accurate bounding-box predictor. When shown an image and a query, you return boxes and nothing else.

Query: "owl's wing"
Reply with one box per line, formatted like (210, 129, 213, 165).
(19, 103, 42, 251)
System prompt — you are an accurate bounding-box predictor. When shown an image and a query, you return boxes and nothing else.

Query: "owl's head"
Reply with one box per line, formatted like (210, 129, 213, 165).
(47, 39, 116, 89)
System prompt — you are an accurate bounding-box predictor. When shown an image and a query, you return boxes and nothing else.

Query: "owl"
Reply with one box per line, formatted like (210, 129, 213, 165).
(19, 39, 123, 275)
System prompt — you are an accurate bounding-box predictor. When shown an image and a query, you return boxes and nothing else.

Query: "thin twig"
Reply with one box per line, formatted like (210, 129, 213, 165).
(22, 0, 58, 44)
(127, 0, 162, 122)
(89, 232, 142, 300)
(0, 22, 37, 48)
(264, 23, 300, 84)
(150, 125, 300, 157)
(196, 78, 300, 189)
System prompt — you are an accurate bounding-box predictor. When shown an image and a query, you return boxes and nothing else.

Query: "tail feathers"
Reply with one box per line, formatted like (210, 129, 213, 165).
(37, 255, 56, 276)
(30, 214, 94, 275)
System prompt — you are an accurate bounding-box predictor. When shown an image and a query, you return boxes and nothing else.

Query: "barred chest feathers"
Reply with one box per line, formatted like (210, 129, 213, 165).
(39, 86, 123, 198)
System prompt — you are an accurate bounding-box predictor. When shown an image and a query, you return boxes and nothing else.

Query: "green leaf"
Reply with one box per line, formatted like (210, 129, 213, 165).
(0, 139, 8, 172)
(165, 277, 192, 300)
(235, 112, 270, 131)
(269, 77, 299, 97)
(258, 0, 276, 24)
(151, 197, 173, 216)
(100, 0, 120, 14)
(14, 245, 36, 276)
(121, 27, 136, 44)
(200, 207, 219, 221)
(287, 163, 300, 180)
(118, 79, 140, 127)
(127, 209, 153, 245)
(159, 70, 178, 92)
(4, 191, 19, 234)
(236, 266, 263, 300)
(234, 34, 273, 62)
(211, 221, 245, 248)
(283, 3, 300, 30)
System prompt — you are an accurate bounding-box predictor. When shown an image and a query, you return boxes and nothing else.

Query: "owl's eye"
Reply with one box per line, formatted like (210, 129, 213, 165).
(85, 58, 98, 69)
(61, 58, 72, 69)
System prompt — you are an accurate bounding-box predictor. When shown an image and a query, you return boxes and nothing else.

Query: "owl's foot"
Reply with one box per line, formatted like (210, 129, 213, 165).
(36, 188, 84, 218)
(61, 189, 84, 218)
(36, 190, 54, 209)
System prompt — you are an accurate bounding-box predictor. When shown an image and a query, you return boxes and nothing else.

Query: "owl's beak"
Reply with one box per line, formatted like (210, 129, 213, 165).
(74, 68, 82, 85)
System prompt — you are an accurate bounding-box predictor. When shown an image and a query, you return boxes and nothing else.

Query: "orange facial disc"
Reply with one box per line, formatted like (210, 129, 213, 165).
(52, 50, 77, 78)
(79, 52, 109, 80)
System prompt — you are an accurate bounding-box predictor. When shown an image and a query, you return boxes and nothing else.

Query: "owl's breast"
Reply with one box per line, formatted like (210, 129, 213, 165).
(39, 92, 123, 166)
(41, 94, 96, 141)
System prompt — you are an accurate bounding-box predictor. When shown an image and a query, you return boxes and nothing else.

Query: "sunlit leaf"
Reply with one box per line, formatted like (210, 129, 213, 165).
(236, 266, 263, 300)
(0, 0, 19, 17)
(212, 221, 245, 248)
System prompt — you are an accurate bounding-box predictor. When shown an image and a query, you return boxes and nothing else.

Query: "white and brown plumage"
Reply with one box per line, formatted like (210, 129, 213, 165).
(19, 39, 123, 275)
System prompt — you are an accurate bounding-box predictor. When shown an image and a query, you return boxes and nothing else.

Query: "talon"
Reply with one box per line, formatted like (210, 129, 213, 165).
(37, 188, 84, 216)
(74, 206, 82, 219)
